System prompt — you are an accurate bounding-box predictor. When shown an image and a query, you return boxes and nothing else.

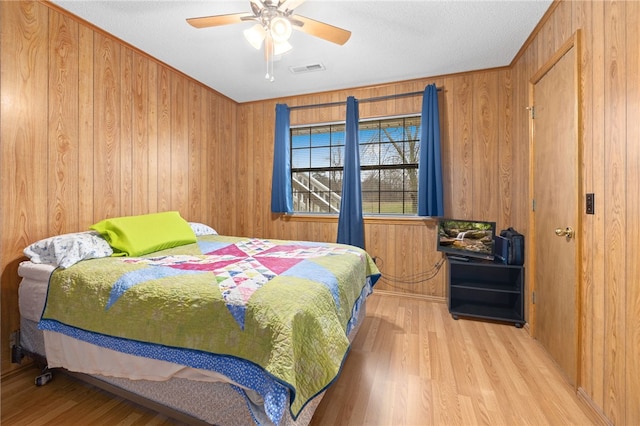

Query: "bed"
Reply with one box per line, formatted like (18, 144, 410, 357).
(14, 212, 380, 425)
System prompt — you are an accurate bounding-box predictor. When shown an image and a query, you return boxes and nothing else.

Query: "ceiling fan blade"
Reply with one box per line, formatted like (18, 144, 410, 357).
(250, 0, 265, 16)
(292, 15, 351, 45)
(278, 0, 306, 12)
(187, 12, 253, 29)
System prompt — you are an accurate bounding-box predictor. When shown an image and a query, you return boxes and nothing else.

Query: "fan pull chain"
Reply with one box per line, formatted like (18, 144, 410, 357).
(265, 34, 275, 82)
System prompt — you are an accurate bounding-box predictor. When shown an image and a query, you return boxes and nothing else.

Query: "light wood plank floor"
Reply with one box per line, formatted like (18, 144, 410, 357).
(2, 293, 603, 425)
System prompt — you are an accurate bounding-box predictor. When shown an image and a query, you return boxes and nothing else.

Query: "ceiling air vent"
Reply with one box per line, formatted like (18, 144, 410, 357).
(289, 63, 326, 74)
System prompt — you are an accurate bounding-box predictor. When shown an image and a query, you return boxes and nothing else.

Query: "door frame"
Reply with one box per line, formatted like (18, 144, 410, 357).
(528, 30, 583, 388)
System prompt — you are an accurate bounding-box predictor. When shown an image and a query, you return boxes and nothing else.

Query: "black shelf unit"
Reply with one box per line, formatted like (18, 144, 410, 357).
(447, 258, 525, 327)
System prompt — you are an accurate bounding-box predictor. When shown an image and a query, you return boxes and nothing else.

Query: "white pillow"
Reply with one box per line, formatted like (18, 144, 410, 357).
(24, 231, 113, 269)
(189, 222, 218, 236)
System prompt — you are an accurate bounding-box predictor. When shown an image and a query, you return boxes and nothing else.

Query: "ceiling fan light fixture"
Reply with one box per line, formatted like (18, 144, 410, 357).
(274, 40, 292, 56)
(187, 0, 351, 82)
(243, 24, 266, 49)
(269, 16, 292, 43)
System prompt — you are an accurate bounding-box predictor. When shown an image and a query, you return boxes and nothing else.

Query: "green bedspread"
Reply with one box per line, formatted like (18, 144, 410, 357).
(40, 235, 380, 418)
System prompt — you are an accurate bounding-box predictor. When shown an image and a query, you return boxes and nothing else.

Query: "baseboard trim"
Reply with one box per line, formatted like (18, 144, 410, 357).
(577, 387, 612, 426)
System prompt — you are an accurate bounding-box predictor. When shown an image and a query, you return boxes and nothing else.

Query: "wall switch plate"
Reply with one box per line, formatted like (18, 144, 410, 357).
(586, 193, 595, 214)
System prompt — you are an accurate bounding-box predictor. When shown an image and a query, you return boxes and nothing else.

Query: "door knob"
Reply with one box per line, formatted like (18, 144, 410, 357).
(555, 226, 574, 239)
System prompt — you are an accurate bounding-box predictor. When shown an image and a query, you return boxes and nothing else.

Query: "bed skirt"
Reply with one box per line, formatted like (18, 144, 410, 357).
(18, 302, 366, 425)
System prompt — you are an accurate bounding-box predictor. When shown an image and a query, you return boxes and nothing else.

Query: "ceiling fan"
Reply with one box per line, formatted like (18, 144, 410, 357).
(186, 0, 351, 81)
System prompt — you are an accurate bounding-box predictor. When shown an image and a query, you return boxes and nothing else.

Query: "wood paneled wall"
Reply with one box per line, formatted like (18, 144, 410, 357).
(3, 1, 637, 424)
(511, 1, 640, 424)
(0, 0, 516, 375)
(233, 70, 514, 298)
(0, 1, 237, 373)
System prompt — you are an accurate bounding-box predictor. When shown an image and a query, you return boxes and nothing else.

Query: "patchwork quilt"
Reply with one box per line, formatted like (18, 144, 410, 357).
(39, 235, 380, 423)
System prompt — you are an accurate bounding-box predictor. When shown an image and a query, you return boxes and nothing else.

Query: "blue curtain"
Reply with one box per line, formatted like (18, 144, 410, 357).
(337, 96, 365, 249)
(417, 84, 444, 217)
(271, 103, 293, 213)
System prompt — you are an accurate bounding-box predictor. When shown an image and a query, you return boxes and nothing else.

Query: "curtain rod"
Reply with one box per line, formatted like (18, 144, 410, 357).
(288, 87, 443, 111)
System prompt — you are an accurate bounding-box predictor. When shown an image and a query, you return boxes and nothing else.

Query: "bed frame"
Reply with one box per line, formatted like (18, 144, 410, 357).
(13, 305, 366, 425)
(14, 230, 375, 425)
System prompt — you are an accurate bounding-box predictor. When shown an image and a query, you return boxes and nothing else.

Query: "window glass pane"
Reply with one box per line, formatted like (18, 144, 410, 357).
(291, 128, 310, 148)
(311, 126, 331, 147)
(359, 124, 379, 144)
(330, 145, 344, 168)
(292, 192, 309, 212)
(310, 147, 331, 168)
(328, 169, 342, 192)
(380, 168, 403, 191)
(379, 142, 404, 165)
(361, 169, 379, 192)
(360, 143, 380, 166)
(311, 171, 331, 190)
(380, 118, 404, 142)
(405, 116, 421, 139)
(405, 141, 420, 164)
(332, 124, 345, 146)
(380, 191, 401, 213)
(314, 191, 333, 213)
(404, 168, 419, 192)
(292, 148, 310, 169)
(292, 171, 310, 193)
(329, 190, 341, 212)
(362, 191, 380, 214)
(362, 167, 379, 214)
(405, 191, 418, 214)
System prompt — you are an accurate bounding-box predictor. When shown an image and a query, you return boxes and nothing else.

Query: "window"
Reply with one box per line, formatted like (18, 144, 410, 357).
(291, 115, 421, 215)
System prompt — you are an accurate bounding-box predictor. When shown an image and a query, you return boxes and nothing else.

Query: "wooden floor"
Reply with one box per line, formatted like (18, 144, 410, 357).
(2, 293, 602, 426)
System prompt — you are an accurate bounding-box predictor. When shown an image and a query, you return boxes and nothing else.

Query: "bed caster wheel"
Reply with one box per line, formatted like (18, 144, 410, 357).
(35, 369, 52, 386)
(515, 323, 523, 328)
(452, 314, 459, 320)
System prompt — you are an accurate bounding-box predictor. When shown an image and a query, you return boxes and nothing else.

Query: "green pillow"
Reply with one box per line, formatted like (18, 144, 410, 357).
(90, 211, 197, 256)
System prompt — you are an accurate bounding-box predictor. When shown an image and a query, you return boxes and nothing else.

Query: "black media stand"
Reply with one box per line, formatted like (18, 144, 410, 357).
(447, 257, 525, 328)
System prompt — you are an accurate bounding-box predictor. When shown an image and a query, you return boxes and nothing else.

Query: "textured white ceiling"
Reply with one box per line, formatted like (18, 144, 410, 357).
(50, 0, 552, 103)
